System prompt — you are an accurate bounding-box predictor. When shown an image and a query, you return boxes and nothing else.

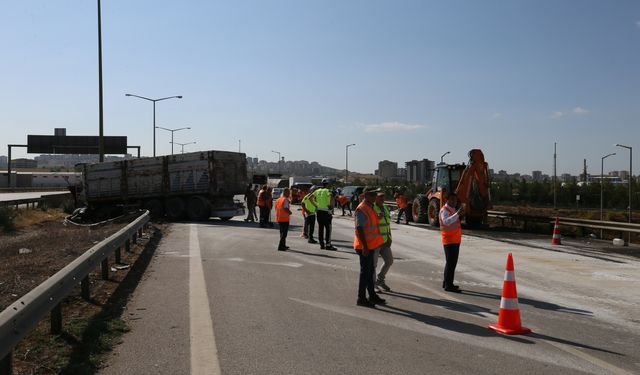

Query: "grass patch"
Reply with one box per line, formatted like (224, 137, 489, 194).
(12, 208, 67, 229)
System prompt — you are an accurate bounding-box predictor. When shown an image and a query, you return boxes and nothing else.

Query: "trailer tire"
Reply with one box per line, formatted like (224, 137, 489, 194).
(143, 199, 164, 218)
(187, 196, 211, 221)
(165, 197, 186, 221)
(412, 195, 429, 223)
(428, 199, 440, 227)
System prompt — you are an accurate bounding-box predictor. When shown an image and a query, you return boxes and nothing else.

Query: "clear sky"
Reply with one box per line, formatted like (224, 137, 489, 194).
(1, 1, 639, 176)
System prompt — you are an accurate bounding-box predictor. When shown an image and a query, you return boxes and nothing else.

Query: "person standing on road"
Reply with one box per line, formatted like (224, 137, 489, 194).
(439, 192, 464, 293)
(275, 188, 293, 251)
(244, 184, 257, 222)
(313, 179, 337, 250)
(266, 187, 275, 228)
(374, 192, 394, 292)
(301, 186, 318, 243)
(257, 185, 269, 227)
(354, 186, 387, 307)
(394, 192, 410, 224)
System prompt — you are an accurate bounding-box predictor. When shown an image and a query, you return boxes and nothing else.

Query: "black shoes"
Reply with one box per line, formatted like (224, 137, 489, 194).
(376, 280, 391, 292)
(325, 245, 338, 251)
(356, 298, 375, 308)
(278, 245, 290, 251)
(444, 285, 462, 293)
(370, 296, 387, 305)
(308, 238, 318, 244)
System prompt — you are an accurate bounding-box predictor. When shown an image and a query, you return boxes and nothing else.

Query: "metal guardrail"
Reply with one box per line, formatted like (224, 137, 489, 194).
(0, 210, 150, 374)
(384, 201, 640, 236)
(0, 193, 72, 209)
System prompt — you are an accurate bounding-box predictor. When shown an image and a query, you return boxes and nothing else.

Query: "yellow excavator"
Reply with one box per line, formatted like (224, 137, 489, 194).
(412, 149, 492, 227)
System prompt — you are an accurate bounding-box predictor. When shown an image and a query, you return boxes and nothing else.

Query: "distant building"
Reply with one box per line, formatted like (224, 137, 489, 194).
(34, 154, 132, 168)
(561, 173, 573, 183)
(0, 155, 7, 168)
(377, 160, 398, 180)
(532, 170, 542, 182)
(397, 168, 406, 179)
(11, 158, 37, 169)
(619, 170, 630, 181)
(405, 159, 435, 184)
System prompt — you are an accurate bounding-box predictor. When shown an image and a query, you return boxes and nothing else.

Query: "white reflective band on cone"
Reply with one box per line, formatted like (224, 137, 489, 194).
(500, 297, 519, 310)
(504, 271, 515, 281)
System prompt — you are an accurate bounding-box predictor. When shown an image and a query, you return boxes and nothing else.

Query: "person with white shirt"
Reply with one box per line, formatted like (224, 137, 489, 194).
(439, 192, 464, 293)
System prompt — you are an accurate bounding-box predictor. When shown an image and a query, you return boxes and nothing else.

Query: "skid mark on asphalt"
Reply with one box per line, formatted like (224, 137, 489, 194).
(289, 297, 611, 375)
(189, 225, 221, 375)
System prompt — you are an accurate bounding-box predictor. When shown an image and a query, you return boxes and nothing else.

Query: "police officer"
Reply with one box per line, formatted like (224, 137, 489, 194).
(374, 191, 394, 292)
(301, 186, 318, 244)
(313, 179, 337, 250)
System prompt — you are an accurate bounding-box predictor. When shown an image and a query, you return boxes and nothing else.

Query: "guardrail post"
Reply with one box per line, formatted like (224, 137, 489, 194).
(101, 258, 109, 280)
(81, 276, 91, 300)
(115, 247, 121, 264)
(138, 227, 143, 237)
(125, 238, 131, 253)
(132, 232, 137, 243)
(51, 303, 62, 334)
(1, 350, 12, 375)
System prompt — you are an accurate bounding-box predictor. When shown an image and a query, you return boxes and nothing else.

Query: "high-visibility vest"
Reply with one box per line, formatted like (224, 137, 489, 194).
(353, 202, 385, 251)
(337, 195, 349, 206)
(440, 205, 462, 245)
(395, 195, 408, 209)
(257, 190, 267, 207)
(275, 197, 290, 222)
(301, 194, 317, 214)
(314, 188, 331, 210)
(374, 204, 391, 243)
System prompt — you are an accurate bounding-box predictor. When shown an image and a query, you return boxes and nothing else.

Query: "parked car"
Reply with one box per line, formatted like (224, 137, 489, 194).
(271, 188, 284, 200)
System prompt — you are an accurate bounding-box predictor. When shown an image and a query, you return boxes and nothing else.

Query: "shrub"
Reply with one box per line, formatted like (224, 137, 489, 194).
(0, 207, 16, 232)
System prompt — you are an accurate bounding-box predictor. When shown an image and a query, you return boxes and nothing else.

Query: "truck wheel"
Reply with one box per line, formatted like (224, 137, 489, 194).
(187, 196, 211, 221)
(143, 199, 164, 218)
(165, 197, 186, 221)
(219, 217, 232, 221)
(412, 195, 428, 223)
(428, 199, 440, 227)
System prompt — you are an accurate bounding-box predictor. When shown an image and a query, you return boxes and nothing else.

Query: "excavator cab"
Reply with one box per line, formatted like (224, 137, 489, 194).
(412, 149, 492, 227)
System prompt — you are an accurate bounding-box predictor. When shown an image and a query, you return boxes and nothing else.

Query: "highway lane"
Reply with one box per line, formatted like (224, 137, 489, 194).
(100, 211, 640, 375)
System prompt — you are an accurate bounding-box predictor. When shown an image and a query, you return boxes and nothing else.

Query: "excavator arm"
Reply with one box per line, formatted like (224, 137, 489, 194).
(455, 149, 492, 215)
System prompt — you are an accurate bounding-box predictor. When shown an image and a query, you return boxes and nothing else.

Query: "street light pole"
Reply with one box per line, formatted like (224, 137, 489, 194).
(345, 143, 355, 184)
(125, 93, 183, 157)
(440, 151, 451, 163)
(155, 126, 190, 155)
(601, 152, 615, 238)
(97, 0, 104, 162)
(171, 141, 196, 154)
(616, 143, 633, 244)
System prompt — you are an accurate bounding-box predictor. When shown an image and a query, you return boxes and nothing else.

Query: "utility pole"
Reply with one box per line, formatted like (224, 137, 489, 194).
(97, 0, 104, 162)
(553, 142, 557, 210)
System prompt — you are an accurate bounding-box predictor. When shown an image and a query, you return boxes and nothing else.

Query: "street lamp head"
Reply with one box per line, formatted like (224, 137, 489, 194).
(125, 93, 131, 96)
(177, 96, 183, 99)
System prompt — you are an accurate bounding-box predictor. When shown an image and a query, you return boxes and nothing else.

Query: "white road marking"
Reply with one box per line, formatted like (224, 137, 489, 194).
(221, 257, 303, 268)
(189, 225, 221, 375)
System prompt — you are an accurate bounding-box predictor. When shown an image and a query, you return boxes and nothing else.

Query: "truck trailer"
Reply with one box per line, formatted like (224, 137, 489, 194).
(80, 150, 248, 221)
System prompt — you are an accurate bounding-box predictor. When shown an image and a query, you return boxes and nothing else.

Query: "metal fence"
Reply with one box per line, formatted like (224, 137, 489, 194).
(0, 211, 150, 375)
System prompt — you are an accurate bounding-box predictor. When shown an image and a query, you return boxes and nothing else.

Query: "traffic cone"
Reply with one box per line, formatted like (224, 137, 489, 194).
(488, 253, 532, 335)
(551, 217, 562, 245)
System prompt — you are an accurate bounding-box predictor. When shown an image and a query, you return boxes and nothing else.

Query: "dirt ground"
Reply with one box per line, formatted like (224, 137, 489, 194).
(0, 210, 126, 311)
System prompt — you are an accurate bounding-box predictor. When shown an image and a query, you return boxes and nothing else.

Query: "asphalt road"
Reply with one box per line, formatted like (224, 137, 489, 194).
(99, 210, 640, 375)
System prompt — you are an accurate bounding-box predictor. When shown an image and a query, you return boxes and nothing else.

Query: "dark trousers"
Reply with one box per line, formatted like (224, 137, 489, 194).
(396, 207, 410, 224)
(316, 210, 332, 246)
(341, 203, 352, 216)
(246, 204, 256, 221)
(304, 214, 316, 239)
(278, 221, 289, 248)
(443, 243, 460, 288)
(259, 206, 269, 226)
(357, 250, 376, 300)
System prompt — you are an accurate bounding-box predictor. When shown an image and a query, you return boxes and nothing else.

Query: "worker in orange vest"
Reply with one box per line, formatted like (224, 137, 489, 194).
(394, 192, 409, 224)
(257, 185, 269, 227)
(439, 192, 464, 293)
(275, 188, 293, 251)
(353, 186, 387, 307)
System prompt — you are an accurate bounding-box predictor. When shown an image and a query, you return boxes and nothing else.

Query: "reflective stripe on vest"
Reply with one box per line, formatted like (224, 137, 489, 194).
(374, 204, 391, 242)
(275, 197, 290, 222)
(353, 202, 385, 250)
(440, 205, 462, 245)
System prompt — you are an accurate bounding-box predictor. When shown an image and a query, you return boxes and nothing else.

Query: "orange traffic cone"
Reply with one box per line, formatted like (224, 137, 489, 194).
(488, 253, 532, 335)
(551, 217, 562, 245)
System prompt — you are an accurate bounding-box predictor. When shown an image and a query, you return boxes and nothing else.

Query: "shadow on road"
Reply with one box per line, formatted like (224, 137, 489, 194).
(384, 290, 494, 319)
(286, 249, 349, 260)
(461, 290, 593, 316)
